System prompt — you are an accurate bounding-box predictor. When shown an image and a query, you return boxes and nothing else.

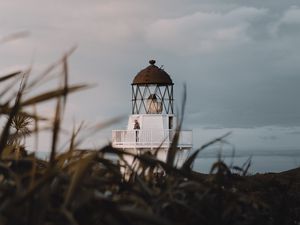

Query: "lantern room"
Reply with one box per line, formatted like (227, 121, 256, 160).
(131, 60, 174, 115)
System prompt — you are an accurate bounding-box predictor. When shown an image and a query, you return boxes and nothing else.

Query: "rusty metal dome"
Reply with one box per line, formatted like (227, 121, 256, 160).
(132, 60, 173, 85)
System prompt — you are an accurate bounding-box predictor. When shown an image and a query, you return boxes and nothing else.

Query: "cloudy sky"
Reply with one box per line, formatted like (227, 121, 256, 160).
(1, 0, 300, 152)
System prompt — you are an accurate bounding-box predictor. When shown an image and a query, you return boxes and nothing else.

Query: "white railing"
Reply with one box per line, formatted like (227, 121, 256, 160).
(112, 129, 192, 149)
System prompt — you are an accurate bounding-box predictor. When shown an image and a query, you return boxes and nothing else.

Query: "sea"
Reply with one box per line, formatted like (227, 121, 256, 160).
(36, 149, 300, 174)
(191, 149, 300, 174)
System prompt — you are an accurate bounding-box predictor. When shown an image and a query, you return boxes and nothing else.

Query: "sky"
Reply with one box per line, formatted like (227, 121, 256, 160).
(0, 0, 300, 153)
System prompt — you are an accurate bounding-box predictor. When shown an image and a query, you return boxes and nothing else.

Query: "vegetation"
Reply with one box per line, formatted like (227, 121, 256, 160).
(0, 43, 299, 225)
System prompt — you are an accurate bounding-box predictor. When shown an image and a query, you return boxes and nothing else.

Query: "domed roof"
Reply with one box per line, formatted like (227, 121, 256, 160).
(132, 60, 173, 85)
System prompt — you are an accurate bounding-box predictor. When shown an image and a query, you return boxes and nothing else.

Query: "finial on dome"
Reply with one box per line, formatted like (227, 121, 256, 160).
(149, 60, 156, 65)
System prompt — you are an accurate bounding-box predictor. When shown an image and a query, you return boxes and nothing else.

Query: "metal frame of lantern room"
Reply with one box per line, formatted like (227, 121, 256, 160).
(131, 83, 174, 114)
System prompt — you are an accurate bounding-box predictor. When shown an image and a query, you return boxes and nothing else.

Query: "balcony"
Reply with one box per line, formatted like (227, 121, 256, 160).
(112, 129, 192, 149)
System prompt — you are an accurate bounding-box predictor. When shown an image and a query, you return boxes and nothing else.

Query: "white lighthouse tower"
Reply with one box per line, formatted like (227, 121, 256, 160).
(112, 60, 192, 165)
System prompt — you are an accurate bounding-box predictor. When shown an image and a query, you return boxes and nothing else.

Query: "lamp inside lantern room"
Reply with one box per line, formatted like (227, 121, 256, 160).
(147, 94, 162, 114)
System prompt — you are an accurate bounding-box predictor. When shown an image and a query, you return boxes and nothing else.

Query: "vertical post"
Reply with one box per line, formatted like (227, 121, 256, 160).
(171, 85, 174, 114)
(150, 129, 153, 148)
(132, 85, 135, 114)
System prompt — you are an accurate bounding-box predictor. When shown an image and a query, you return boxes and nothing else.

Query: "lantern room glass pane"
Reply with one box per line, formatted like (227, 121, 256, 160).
(132, 84, 173, 115)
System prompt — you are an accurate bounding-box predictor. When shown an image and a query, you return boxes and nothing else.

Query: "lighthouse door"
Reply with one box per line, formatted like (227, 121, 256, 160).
(169, 116, 173, 129)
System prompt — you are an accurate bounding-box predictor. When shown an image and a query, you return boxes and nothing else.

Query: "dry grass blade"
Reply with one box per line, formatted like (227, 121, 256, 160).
(33, 105, 39, 151)
(0, 31, 29, 43)
(0, 106, 48, 121)
(210, 160, 231, 175)
(181, 149, 201, 171)
(62, 54, 69, 110)
(166, 84, 186, 166)
(242, 156, 252, 176)
(0, 69, 30, 111)
(56, 121, 85, 153)
(5, 68, 31, 102)
(21, 84, 89, 107)
(72, 116, 124, 149)
(0, 71, 22, 83)
(154, 135, 169, 157)
(90, 116, 125, 131)
(63, 152, 97, 208)
(68, 122, 84, 153)
(0, 79, 20, 99)
(26, 46, 77, 90)
(50, 98, 62, 165)
(181, 132, 232, 171)
(166, 126, 180, 166)
(55, 150, 79, 169)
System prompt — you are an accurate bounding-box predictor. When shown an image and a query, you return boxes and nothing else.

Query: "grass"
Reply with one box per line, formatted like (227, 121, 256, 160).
(0, 47, 299, 225)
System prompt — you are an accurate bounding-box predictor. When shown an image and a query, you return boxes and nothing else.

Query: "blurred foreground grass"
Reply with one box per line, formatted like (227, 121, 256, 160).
(0, 48, 299, 225)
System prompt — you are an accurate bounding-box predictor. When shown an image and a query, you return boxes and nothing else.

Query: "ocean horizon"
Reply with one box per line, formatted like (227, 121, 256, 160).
(35, 148, 300, 174)
(191, 148, 300, 174)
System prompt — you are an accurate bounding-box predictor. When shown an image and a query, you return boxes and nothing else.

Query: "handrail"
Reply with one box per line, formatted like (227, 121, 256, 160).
(112, 129, 192, 149)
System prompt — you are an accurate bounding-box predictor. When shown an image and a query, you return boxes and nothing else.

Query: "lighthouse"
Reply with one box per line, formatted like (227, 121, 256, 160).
(112, 60, 192, 165)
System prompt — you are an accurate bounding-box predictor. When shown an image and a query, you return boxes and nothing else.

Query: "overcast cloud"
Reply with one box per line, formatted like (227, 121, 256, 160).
(0, 0, 300, 150)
